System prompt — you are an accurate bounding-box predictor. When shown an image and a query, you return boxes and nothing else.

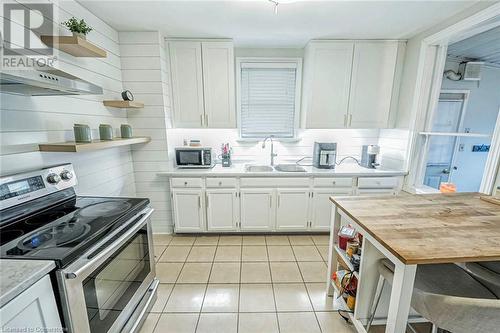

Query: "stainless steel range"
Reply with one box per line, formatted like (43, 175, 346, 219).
(0, 164, 158, 333)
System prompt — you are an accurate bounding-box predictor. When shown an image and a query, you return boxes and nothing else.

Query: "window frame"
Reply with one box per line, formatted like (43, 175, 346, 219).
(235, 57, 303, 140)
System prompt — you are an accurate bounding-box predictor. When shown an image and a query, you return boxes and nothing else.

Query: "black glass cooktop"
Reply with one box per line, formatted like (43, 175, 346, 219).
(0, 191, 149, 268)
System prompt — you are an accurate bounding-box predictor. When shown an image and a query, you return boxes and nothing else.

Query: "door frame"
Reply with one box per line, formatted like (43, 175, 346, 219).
(480, 107, 500, 193)
(405, 3, 500, 194)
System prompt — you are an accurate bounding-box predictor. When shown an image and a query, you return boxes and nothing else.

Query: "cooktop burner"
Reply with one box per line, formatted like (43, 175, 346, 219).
(0, 195, 149, 267)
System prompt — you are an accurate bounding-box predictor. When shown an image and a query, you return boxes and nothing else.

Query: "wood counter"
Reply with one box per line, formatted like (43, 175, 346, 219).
(330, 192, 500, 264)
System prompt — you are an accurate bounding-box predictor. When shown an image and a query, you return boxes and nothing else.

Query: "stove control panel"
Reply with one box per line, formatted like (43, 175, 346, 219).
(0, 164, 77, 210)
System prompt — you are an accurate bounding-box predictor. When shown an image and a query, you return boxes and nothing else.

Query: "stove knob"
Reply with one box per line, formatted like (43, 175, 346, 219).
(47, 173, 61, 184)
(60, 170, 73, 181)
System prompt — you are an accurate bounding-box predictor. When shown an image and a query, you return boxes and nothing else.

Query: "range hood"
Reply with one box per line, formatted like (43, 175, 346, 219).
(0, 69, 103, 96)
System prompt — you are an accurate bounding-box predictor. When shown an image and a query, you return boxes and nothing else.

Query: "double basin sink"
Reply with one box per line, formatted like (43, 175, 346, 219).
(245, 164, 306, 173)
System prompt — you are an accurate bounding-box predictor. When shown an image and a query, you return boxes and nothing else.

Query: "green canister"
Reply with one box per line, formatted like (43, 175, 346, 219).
(120, 124, 133, 138)
(99, 124, 114, 140)
(73, 124, 92, 143)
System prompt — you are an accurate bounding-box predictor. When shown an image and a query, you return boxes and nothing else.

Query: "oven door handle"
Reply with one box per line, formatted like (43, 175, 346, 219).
(64, 207, 154, 280)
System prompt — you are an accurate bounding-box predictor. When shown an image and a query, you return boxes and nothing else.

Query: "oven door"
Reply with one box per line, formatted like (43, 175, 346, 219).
(57, 207, 156, 333)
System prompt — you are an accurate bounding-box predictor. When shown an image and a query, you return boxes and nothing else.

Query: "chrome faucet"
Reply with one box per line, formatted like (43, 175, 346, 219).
(262, 135, 278, 166)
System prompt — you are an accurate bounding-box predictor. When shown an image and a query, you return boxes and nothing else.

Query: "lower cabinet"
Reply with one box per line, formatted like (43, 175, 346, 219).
(0, 275, 62, 332)
(276, 189, 310, 230)
(240, 189, 274, 231)
(206, 189, 239, 231)
(310, 189, 351, 230)
(172, 189, 205, 232)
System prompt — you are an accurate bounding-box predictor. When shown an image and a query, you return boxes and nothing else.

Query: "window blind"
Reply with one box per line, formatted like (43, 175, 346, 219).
(240, 65, 297, 138)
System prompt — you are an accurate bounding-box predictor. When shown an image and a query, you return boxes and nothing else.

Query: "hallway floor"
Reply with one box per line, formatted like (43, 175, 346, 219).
(140, 234, 355, 333)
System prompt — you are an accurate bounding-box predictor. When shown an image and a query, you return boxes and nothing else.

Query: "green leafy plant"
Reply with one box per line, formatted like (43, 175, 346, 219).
(62, 17, 93, 35)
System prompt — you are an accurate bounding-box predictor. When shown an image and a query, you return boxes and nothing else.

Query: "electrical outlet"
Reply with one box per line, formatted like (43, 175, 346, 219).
(458, 144, 465, 152)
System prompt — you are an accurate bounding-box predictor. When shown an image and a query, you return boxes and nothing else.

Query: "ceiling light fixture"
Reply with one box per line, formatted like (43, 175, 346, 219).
(268, 0, 280, 15)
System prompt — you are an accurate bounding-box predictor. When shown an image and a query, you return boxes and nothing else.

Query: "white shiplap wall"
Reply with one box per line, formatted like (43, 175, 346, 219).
(0, 0, 136, 197)
(119, 32, 172, 233)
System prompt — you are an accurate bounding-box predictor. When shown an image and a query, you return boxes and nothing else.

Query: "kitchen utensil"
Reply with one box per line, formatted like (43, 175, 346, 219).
(73, 124, 92, 143)
(99, 124, 113, 140)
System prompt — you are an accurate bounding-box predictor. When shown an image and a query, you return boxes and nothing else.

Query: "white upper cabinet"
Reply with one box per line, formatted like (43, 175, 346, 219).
(202, 42, 236, 128)
(169, 40, 235, 128)
(302, 40, 404, 129)
(169, 41, 205, 128)
(302, 41, 354, 128)
(348, 41, 400, 128)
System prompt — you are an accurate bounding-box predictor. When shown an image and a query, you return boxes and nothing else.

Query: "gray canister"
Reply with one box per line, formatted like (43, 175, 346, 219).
(99, 124, 114, 140)
(121, 124, 133, 138)
(73, 124, 92, 143)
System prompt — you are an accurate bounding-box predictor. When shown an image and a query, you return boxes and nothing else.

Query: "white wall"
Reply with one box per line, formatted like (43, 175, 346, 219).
(119, 32, 173, 233)
(0, 0, 136, 197)
(441, 61, 500, 191)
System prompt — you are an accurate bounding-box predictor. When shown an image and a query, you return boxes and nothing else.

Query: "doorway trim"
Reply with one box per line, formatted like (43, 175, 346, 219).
(480, 108, 500, 194)
(405, 3, 500, 194)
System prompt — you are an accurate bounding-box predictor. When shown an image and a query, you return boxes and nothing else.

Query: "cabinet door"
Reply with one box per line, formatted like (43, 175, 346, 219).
(169, 41, 205, 128)
(276, 189, 310, 230)
(240, 189, 274, 231)
(348, 42, 399, 128)
(311, 189, 352, 231)
(206, 189, 239, 231)
(0, 275, 62, 332)
(172, 189, 205, 232)
(304, 42, 354, 128)
(202, 42, 236, 128)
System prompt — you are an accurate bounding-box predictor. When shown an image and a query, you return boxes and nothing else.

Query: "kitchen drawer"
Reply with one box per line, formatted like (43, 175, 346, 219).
(171, 178, 203, 188)
(357, 177, 399, 189)
(313, 177, 353, 188)
(206, 178, 237, 188)
(240, 177, 310, 187)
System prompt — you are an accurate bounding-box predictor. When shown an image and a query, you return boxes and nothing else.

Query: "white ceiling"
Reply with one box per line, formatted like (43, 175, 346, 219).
(78, 0, 480, 47)
(448, 26, 500, 66)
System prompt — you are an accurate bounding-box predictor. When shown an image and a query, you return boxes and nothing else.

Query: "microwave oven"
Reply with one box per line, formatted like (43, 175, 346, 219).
(175, 147, 213, 168)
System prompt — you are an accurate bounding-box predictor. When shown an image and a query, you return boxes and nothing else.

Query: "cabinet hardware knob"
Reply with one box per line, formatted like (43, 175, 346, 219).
(184, 182, 188, 185)
(219, 181, 222, 186)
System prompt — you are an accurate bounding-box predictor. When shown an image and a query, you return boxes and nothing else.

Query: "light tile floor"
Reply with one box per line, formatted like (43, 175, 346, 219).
(143, 234, 355, 333)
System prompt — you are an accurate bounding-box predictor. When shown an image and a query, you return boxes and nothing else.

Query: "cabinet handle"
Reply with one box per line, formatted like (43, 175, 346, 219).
(349, 114, 353, 126)
(198, 196, 201, 208)
(269, 196, 272, 208)
(343, 114, 347, 127)
(205, 114, 209, 127)
(206, 195, 209, 208)
(200, 114, 204, 126)
(278, 195, 280, 207)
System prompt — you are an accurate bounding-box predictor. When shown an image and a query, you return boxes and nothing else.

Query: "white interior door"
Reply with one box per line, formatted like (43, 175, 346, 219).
(172, 189, 205, 232)
(348, 42, 399, 128)
(202, 42, 235, 128)
(304, 42, 354, 128)
(276, 189, 309, 230)
(240, 189, 274, 231)
(169, 41, 205, 128)
(206, 189, 238, 231)
(311, 189, 351, 230)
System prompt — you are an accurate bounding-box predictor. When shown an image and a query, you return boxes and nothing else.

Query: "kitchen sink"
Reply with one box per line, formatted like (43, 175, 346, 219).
(274, 164, 306, 172)
(245, 165, 274, 172)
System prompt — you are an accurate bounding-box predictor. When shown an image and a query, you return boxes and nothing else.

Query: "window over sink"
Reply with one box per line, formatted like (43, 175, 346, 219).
(236, 58, 302, 139)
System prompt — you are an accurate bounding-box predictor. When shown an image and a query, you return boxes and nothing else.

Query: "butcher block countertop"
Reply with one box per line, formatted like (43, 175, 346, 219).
(330, 192, 500, 265)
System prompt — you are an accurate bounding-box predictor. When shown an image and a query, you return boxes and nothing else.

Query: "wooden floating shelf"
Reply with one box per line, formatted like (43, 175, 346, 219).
(39, 137, 150, 153)
(40, 35, 107, 58)
(103, 100, 144, 109)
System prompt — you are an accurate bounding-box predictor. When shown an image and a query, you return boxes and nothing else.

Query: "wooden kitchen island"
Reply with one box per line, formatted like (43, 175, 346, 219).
(326, 192, 500, 333)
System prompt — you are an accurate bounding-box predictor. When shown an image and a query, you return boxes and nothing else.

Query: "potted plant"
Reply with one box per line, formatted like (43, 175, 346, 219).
(62, 17, 93, 39)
